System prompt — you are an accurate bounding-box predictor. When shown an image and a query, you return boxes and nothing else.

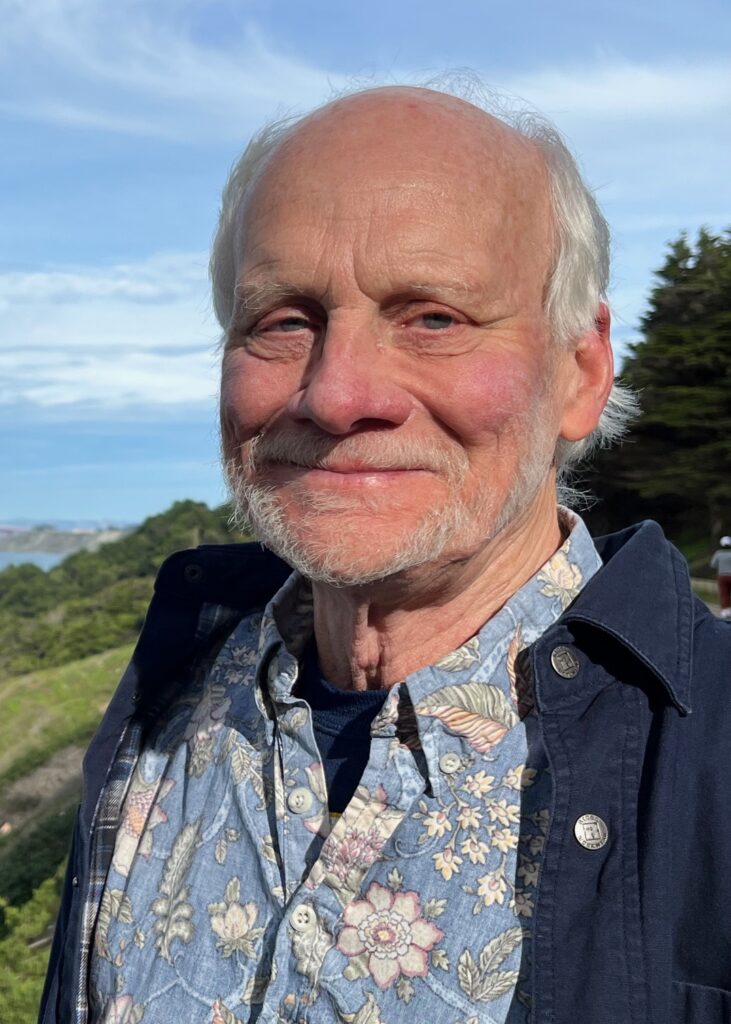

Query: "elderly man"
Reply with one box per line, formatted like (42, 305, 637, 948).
(41, 85, 731, 1024)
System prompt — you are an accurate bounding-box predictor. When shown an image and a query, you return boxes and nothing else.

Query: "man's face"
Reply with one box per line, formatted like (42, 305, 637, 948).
(221, 90, 566, 585)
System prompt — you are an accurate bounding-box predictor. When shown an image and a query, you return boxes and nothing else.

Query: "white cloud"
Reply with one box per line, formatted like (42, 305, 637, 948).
(0, 0, 347, 141)
(3, 0, 728, 146)
(0, 251, 221, 407)
(0, 252, 209, 306)
(0, 348, 218, 407)
(505, 60, 731, 122)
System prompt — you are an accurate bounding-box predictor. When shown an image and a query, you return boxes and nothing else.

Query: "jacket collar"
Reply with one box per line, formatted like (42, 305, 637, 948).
(159, 520, 694, 715)
(561, 520, 694, 714)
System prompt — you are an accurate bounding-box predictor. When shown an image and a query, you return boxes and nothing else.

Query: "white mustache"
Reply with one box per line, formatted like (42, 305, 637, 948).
(246, 430, 468, 482)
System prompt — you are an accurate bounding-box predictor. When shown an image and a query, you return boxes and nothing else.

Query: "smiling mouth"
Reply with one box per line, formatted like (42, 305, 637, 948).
(266, 459, 429, 474)
(262, 461, 433, 485)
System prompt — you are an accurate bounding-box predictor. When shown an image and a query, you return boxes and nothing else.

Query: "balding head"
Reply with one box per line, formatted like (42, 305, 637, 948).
(212, 82, 604, 339)
(236, 88, 553, 333)
(226, 87, 551, 306)
(266, 85, 544, 182)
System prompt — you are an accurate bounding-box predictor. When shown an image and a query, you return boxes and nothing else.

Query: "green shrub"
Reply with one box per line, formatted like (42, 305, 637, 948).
(0, 803, 76, 924)
(0, 867, 64, 1023)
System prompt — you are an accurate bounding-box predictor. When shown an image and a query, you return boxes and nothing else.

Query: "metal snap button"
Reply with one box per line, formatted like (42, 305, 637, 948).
(290, 904, 316, 932)
(439, 751, 461, 775)
(574, 813, 609, 850)
(287, 787, 314, 814)
(550, 645, 580, 678)
(183, 563, 203, 583)
(71, 876, 79, 887)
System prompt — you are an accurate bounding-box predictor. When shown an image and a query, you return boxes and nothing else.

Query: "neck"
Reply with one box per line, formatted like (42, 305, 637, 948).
(312, 479, 563, 690)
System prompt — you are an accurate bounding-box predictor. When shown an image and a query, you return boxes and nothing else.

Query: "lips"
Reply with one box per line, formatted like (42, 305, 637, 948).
(301, 464, 415, 474)
(267, 459, 423, 474)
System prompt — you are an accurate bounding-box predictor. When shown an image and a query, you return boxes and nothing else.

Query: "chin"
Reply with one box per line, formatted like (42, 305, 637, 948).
(225, 450, 550, 587)
(230, 475, 504, 587)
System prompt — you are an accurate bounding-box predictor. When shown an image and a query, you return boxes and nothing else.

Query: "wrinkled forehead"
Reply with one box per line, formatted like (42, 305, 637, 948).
(236, 88, 554, 275)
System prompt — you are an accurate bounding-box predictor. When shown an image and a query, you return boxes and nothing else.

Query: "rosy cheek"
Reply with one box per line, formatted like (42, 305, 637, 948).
(434, 352, 544, 441)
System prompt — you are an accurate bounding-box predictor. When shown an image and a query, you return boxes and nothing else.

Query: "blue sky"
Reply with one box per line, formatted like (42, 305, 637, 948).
(1, 0, 730, 523)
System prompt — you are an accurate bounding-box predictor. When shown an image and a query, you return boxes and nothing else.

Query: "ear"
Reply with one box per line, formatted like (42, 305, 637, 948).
(557, 303, 614, 442)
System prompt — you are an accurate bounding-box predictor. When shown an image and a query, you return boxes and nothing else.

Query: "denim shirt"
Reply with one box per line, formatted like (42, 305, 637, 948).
(41, 520, 731, 1024)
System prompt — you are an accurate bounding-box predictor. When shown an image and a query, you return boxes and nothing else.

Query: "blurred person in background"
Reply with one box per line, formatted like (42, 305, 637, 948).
(711, 535, 731, 619)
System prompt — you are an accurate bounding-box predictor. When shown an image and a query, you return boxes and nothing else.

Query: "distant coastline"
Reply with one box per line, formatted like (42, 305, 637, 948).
(0, 551, 66, 572)
(0, 526, 129, 557)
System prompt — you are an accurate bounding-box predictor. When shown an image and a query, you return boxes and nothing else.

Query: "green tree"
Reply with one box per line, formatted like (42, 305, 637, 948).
(0, 868, 63, 1022)
(585, 228, 731, 557)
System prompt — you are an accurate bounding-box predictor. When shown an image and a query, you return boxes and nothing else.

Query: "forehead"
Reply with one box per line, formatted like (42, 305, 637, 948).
(236, 90, 553, 289)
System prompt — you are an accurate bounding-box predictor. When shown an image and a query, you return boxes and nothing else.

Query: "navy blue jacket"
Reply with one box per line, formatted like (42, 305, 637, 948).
(39, 521, 731, 1023)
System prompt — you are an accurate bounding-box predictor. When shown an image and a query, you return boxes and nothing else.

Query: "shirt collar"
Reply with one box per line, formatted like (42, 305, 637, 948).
(253, 517, 694, 722)
(400, 510, 601, 704)
(257, 508, 602, 713)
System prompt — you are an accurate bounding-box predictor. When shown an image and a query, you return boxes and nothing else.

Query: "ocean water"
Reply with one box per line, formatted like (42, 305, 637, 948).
(0, 551, 66, 572)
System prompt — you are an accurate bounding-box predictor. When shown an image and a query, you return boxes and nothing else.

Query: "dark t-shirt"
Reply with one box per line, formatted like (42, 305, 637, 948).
(297, 641, 388, 813)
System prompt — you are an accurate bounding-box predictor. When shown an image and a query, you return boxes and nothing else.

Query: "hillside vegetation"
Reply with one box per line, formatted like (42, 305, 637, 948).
(0, 500, 244, 679)
(0, 500, 247, 1019)
(0, 644, 134, 791)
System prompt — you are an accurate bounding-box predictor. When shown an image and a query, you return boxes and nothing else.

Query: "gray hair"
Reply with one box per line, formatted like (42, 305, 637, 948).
(210, 73, 638, 482)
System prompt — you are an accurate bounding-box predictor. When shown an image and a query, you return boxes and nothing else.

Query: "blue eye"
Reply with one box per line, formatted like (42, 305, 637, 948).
(421, 312, 455, 329)
(274, 317, 312, 332)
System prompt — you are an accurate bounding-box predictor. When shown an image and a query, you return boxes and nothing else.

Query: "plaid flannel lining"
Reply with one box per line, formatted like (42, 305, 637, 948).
(75, 721, 144, 1024)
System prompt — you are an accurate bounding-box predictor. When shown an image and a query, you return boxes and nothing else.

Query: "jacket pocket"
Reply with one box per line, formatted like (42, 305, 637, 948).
(673, 980, 731, 1022)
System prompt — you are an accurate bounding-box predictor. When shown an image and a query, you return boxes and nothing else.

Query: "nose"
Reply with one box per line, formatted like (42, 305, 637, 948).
(286, 314, 413, 435)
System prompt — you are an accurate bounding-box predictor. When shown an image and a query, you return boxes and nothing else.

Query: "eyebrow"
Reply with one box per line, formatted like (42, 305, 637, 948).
(230, 280, 323, 327)
(230, 274, 482, 327)
(388, 280, 476, 301)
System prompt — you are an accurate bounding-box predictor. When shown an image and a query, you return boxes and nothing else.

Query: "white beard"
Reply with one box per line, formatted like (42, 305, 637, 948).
(223, 413, 554, 587)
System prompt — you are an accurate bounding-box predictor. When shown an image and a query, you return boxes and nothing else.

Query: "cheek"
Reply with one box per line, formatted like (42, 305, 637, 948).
(434, 352, 547, 444)
(220, 350, 299, 442)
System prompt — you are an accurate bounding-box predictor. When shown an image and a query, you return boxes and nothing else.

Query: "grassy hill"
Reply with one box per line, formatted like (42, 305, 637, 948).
(0, 499, 249, 1021)
(0, 644, 138, 915)
(0, 644, 134, 795)
(0, 645, 136, 1020)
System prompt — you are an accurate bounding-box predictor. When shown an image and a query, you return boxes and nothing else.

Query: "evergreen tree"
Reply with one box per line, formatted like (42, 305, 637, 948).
(585, 228, 731, 554)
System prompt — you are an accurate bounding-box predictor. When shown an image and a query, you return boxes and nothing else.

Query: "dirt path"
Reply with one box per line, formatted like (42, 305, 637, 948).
(0, 744, 85, 834)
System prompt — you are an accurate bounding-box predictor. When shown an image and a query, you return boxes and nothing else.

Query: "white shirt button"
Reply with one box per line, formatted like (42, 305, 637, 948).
(439, 751, 462, 775)
(287, 787, 314, 814)
(574, 813, 609, 849)
(290, 904, 316, 932)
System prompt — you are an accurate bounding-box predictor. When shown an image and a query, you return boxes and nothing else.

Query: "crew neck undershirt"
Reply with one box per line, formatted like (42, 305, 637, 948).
(296, 640, 389, 814)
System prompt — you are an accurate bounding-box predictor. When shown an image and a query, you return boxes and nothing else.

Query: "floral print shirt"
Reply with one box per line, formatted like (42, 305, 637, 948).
(90, 513, 601, 1024)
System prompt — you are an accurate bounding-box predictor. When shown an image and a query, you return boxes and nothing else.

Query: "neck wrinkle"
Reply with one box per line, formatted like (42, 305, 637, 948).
(312, 479, 563, 690)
